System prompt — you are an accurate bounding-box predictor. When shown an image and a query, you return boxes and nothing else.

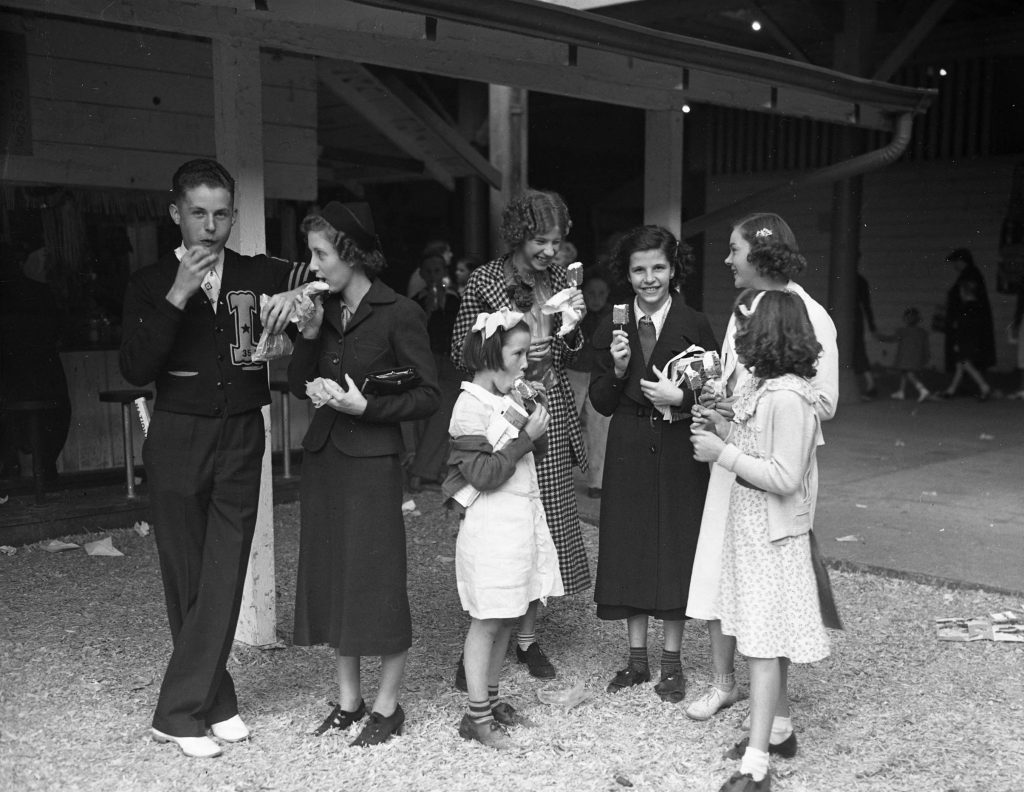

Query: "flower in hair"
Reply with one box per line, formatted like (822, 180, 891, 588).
(754, 227, 773, 239)
(472, 308, 524, 338)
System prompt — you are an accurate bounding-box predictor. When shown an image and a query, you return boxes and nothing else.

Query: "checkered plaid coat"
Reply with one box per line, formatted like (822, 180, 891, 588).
(450, 256, 592, 594)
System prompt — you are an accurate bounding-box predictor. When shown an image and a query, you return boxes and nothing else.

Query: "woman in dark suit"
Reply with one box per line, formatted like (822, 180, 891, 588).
(589, 225, 717, 703)
(288, 202, 440, 746)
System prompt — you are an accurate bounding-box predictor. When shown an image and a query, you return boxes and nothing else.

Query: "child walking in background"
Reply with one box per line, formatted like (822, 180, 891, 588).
(691, 289, 831, 792)
(878, 307, 932, 402)
(443, 309, 564, 750)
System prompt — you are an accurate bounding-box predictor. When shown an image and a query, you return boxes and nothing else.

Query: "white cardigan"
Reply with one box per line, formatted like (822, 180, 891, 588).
(715, 376, 821, 543)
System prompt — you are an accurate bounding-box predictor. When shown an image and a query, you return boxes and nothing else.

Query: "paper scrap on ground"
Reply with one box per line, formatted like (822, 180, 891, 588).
(935, 610, 1024, 642)
(537, 679, 594, 712)
(84, 537, 124, 557)
(979, 433, 994, 440)
(0, 545, 16, 555)
(42, 539, 79, 552)
(0, 494, 8, 504)
(835, 534, 862, 543)
(402, 499, 416, 514)
(132, 521, 151, 537)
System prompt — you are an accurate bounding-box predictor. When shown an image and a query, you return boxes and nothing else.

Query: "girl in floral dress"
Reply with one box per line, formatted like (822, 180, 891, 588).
(691, 289, 830, 792)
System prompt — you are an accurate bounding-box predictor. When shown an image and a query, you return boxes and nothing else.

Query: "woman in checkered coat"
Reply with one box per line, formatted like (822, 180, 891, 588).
(450, 190, 589, 679)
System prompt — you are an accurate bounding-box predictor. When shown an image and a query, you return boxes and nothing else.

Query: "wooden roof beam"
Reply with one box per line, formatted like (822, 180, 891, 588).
(744, 0, 813, 64)
(317, 59, 457, 190)
(872, 0, 957, 82)
(376, 73, 502, 190)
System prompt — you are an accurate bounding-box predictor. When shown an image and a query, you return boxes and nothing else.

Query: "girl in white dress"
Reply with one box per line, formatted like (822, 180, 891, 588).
(443, 308, 564, 750)
(691, 289, 830, 792)
(685, 213, 838, 726)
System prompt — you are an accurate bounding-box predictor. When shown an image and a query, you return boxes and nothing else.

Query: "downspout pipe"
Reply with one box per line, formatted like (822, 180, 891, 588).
(679, 112, 916, 241)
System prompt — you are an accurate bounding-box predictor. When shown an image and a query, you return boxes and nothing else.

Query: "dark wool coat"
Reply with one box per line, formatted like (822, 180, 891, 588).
(288, 279, 440, 652)
(589, 294, 718, 617)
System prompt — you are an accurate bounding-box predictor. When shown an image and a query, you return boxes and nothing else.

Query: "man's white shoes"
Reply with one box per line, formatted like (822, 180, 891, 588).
(684, 684, 741, 721)
(151, 729, 223, 758)
(211, 715, 251, 742)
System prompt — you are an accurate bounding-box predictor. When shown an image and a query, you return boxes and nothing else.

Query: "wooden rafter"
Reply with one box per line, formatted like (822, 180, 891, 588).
(873, 0, 957, 81)
(745, 0, 812, 64)
(317, 59, 457, 190)
(377, 73, 502, 189)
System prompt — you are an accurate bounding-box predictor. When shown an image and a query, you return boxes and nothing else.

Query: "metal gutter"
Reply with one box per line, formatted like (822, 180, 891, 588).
(678, 112, 917, 241)
(351, 0, 935, 115)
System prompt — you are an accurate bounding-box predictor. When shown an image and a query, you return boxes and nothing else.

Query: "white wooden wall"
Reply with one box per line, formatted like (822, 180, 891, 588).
(701, 155, 1019, 373)
(0, 12, 317, 199)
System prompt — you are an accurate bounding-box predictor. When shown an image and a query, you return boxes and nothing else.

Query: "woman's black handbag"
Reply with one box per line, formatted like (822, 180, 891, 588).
(361, 367, 422, 395)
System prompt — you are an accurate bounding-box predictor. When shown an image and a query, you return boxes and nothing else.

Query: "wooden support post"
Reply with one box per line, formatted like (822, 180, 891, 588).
(212, 38, 277, 647)
(460, 80, 491, 260)
(643, 109, 684, 240)
(488, 85, 528, 258)
(828, 0, 875, 404)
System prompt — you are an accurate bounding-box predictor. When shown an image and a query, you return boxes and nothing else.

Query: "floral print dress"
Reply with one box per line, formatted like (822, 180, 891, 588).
(716, 376, 830, 663)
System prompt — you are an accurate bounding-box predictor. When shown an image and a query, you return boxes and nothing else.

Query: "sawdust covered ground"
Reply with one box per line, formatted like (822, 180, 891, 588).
(1, 494, 1020, 792)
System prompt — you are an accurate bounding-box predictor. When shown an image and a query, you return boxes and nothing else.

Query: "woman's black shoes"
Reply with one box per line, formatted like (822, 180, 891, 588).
(313, 699, 366, 736)
(350, 704, 405, 747)
(724, 732, 797, 760)
(719, 771, 770, 791)
(515, 642, 556, 679)
(606, 664, 651, 693)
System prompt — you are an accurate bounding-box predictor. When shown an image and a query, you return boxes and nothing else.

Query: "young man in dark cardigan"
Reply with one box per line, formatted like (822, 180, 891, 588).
(120, 159, 306, 758)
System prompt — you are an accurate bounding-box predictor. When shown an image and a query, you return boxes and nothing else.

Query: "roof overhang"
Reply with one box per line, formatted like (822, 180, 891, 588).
(3, 0, 934, 130)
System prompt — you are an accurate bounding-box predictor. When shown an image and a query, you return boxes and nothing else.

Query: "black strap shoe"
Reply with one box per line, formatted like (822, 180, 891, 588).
(350, 704, 405, 747)
(313, 699, 366, 736)
(606, 664, 652, 693)
(515, 642, 556, 679)
(654, 671, 685, 703)
(719, 771, 770, 792)
(723, 732, 797, 760)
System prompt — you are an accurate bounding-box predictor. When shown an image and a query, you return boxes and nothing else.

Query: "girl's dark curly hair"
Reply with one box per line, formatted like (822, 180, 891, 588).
(301, 214, 387, 278)
(607, 225, 694, 291)
(733, 288, 821, 380)
(733, 212, 805, 283)
(500, 190, 572, 251)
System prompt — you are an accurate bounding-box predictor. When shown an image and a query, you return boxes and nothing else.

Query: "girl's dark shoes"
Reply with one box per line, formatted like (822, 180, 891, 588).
(653, 671, 685, 703)
(313, 699, 367, 736)
(491, 701, 536, 728)
(350, 704, 405, 746)
(515, 642, 556, 678)
(719, 771, 770, 792)
(606, 663, 651, 693)
(724, 733, 797, 760)
(458, 714, 512, 750)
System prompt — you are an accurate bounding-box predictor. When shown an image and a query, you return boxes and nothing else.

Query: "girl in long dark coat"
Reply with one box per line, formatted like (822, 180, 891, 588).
(288, 202, 439, 746)
(589, 225, 717, 703)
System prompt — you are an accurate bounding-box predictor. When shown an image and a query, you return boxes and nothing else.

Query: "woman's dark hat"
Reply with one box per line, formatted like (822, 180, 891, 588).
(945, 247, 973, 265)
(319, 201, 380, 252)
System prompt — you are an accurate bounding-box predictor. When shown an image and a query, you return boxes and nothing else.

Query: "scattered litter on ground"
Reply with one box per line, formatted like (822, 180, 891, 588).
(132, 521, 151, 537)
(855, 504, 867, 509)
(835, 535, 863, 543)
(42, 539, 79, 552)
(979, 433, 994, 440)
(436, 555, 454, 563)
(83, 536, 123, 557)
(0, 545, 16, 555)
(935, 610, 1024, 642)
(921, 491, 937, 497)
(894, 439, 905, 447)
(402, 499, 416, 513)
(537, 679, 594, 712)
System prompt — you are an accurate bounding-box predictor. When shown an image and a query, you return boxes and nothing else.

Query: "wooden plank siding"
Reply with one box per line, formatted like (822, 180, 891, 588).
(699, 155, 1020, 376)
(0, 13, 317, 199)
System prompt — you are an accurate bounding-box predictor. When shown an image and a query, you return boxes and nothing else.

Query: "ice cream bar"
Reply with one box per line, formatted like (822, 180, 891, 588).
(566, 261, 583, 287)
(512, 378, 547, 413)
(612, 304, 629, 328)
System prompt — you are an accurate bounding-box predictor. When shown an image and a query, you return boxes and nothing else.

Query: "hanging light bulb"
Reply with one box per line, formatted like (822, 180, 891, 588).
(751, 20, 762, 31)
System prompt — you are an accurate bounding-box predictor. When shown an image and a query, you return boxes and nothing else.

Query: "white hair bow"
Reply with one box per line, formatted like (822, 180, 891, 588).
(472, 308, 524, 338)
(738, 290, 767, 317)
